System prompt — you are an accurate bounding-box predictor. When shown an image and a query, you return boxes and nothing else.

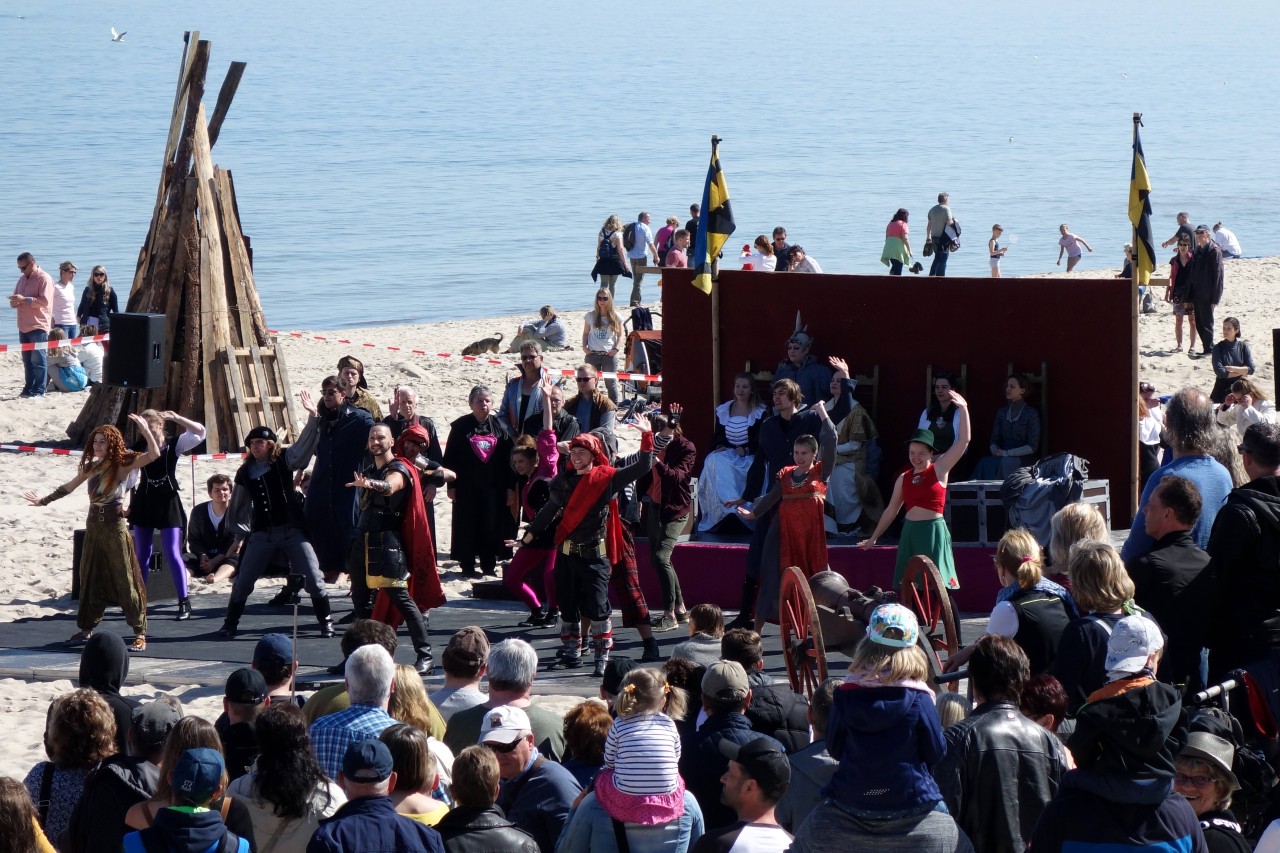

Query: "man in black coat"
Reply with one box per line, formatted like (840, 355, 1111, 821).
(1188, 224, 1224, 356)
(721, 629, 810, 753)
(1207, 423, 1280, 711)
(1128, 475, 1213, 691)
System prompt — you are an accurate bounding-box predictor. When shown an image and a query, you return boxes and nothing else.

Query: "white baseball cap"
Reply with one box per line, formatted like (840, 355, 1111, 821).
(479, 704, 532, 746)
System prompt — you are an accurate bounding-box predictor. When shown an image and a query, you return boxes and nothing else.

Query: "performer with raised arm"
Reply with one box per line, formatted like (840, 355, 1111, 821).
(515, 414, 656, 677)
(216, 392, 333, 639)
(25, 413, 161, 652)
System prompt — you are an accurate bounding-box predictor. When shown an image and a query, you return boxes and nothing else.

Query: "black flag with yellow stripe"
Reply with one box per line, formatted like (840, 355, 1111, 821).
(1129, 117, 1155, 286)
(692, 140, 735, 294)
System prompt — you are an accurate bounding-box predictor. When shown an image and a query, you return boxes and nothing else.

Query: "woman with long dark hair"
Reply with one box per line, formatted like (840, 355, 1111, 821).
(696, 372, 767, 533)
(880, 208, 916, 275)
(25, 414, 160, 651)
(443, 385, 516, 577)
(226, 704, 343, 852)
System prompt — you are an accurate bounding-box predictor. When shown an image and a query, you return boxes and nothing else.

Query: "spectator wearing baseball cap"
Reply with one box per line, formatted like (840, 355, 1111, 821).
(480, 705, 580, 853)
(253, 633, 302, 703)
(430, 627, 490, 722)
(217, 668, 269, 782)
(62, 698, 184, 853)
(689, 737, 793, 853)
(309, 739, 445, 853)
(681, 661, 785, 830)
(122, 748, 251, 853)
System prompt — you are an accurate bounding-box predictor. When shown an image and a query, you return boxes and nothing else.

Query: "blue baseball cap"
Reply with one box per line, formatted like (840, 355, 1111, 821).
(172, 748, 224, 805)
(342, 739, 394, 783)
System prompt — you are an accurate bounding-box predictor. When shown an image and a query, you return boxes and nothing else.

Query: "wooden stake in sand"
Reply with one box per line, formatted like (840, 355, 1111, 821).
(69, 34, 299, 453)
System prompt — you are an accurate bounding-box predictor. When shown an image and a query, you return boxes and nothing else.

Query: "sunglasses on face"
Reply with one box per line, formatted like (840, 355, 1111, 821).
(94, 272, 106, 277)
(484, 738, 523, 753)
(520, 354, 540, 361)
(576, 377, 593, 383)
(1174, 773, 1214, 788)
(322, 388, 343, 397)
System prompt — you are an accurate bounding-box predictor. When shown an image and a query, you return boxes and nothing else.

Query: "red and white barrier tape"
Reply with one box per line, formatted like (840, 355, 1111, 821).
(1, 329, 662, 383)
(0, 443, 246, 462)
(0, 333, 109, 353)
(267, 329, 663, 383)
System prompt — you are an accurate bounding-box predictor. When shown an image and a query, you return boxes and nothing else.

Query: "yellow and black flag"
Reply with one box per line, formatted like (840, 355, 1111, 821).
(692, 138, 736, 295)
(1128, 115, 1156, 286)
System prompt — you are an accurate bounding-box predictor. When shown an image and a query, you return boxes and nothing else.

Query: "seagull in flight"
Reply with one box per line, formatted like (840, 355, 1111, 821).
(111, 27, 126, 42)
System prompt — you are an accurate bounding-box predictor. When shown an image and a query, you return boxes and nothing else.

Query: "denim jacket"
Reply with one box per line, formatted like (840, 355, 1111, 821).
(554, 790, 704, 853)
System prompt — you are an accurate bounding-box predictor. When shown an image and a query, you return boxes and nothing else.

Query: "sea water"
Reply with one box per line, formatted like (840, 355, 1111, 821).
(1, 0, 1277, 344)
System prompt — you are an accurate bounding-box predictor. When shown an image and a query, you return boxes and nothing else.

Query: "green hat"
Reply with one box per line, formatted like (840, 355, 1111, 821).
(905, 428, 937, 451)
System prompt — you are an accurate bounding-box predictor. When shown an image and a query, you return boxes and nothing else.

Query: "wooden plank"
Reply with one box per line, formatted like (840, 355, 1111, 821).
(207, 61, 246, 150)
(213, 168, 254, 347)
(193, 106, 231, 353)
(198, 237, 222, 452)
(178, 217, 202, 420)
(247, 336, 271, 428)
(223, 171, 268, 345)
(221, 349, 252, 443)
(269, 334, 302, 443)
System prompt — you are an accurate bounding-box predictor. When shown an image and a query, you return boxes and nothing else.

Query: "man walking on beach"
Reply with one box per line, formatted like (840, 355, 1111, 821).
(626, 212, 658, 306)
(11, 252, 53, 397)
(928, 193, 955, 277)
(1161, 211, 1196, 250)
(1188, 224, 1224, 357)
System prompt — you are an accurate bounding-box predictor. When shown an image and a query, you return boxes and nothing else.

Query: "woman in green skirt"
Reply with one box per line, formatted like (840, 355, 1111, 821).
(858, 390, 970, 590)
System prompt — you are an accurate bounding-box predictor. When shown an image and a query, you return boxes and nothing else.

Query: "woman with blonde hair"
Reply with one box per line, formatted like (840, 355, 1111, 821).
(582, 289, 623, 404)
(1047, 501, 1108, 573)
(945, 529, 1075, 676)
(75, 264, 118, 333)
(387, 665, 454, 796)
(44, 328, 89, 392)
(24, 414, 160, 650)
(1216, 376, 1276, 440)
(23, 689, 117, 841)
(1050, 541, 1152, 715)
(591, 214, 630, 297)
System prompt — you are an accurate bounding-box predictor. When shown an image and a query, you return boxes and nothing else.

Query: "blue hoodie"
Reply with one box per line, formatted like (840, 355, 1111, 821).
(823, 683, 945, 816)
(123, 806, 247, 853)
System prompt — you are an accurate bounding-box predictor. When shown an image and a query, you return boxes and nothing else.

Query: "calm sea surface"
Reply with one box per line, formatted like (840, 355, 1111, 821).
(2, 0, 1277, 345)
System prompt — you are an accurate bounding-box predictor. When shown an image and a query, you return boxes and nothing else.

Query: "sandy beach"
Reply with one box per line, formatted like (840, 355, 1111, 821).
(0, 257, 1275, 781)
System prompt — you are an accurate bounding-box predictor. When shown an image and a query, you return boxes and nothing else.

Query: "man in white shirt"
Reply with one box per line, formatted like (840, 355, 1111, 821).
(1212, 222, 1243, 258)
(691, 737, 794, 853)
(626, 211, 659, 306)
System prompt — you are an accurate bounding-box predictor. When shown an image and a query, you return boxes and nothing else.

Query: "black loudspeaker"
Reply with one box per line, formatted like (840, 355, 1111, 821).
(105, 313, 166, 388)
(72, 529, 178, 602)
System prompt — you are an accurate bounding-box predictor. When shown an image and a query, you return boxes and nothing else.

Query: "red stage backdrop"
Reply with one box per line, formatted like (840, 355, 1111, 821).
(660, 268, 1138, 526)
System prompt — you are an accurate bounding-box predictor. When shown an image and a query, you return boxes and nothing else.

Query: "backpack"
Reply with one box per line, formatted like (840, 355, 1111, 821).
(623, 222, 638, 251)
(630, 305, 654, 332)
(123, 829, 249, 853)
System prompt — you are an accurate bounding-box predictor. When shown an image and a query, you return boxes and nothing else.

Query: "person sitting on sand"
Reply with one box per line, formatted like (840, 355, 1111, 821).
(187, 473, 240, 584)
(517, 305, 567, 349)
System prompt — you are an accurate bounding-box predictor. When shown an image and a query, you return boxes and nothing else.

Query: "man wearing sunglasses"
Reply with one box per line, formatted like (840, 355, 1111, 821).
(11, 251, 54, 397)
(482, 705, 580, 853)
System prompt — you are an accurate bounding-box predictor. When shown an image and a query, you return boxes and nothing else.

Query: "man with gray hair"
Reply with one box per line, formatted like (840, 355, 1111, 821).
(309, 644, 398, 780)
(443, 638, 566, 761)
(1122, 387, 1233, 562)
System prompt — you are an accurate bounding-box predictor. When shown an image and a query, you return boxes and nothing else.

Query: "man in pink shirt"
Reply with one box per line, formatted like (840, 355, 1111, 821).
(664, 229, 691, 268)
(11, 252, 54, 397)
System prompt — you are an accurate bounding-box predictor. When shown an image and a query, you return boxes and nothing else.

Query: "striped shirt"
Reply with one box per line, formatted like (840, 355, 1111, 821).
(604, 711, 681, 796)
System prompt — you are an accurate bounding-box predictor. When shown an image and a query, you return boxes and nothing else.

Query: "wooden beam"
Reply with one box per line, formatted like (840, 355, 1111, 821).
(223, 171, 268, 345)
(178, 220, 203, 420)
(207, 61, 246, 150)
(213, 168, 255, 347)
(270, 334, 302, 443)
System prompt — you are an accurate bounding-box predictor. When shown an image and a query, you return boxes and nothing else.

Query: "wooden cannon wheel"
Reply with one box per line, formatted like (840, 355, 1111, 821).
(900, 555, 960, 691)
(779, 566, 828, 701)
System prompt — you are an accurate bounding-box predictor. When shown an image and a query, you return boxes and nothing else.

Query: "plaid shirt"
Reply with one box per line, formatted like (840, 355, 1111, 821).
(309, 703, 397, 780)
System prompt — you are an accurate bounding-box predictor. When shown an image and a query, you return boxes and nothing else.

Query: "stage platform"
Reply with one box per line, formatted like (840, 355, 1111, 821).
(631, 534, 1001, 614)
(0, 583, 988, 699)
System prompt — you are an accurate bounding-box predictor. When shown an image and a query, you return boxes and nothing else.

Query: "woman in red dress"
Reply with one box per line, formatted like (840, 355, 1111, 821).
(736, 400, 835, 629)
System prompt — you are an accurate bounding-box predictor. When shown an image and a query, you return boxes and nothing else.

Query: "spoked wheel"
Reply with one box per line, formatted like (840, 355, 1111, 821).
(900, 555, 960, 679)
(780, 565, 827, 701)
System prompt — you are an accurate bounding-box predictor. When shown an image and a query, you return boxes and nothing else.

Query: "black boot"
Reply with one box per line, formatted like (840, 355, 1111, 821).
(216, 600, 246, 638)
(176, 597, 191, 621)
(268, 575, 304, 606)
(519, 606, 549, 628)
(313, 595, 335, 638)
(726, 576, 758, 630)
(641, 636, 662, 662)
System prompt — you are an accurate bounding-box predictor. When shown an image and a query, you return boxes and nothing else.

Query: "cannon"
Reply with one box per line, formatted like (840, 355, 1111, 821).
(778, 556, 961, 699)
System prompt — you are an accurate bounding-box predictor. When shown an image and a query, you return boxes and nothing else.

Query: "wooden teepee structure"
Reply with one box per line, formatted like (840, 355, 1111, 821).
(69, 32, 299, 452)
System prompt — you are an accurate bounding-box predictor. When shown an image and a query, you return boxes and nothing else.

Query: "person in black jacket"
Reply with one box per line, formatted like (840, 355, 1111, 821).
(77, 632, 138, 756)
(1188, 224, 1225, 357)
(721, 629, 810, 753)
(1207, 423, 1280, 718)
(935, 635, 1068, 853)
(435, 746, 538, 853)
(1128, 475, 1213, 691)
(186, 473, 239, 584)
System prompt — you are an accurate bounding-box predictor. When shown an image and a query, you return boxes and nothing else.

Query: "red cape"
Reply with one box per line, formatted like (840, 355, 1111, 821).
(372, 456, 445, 625)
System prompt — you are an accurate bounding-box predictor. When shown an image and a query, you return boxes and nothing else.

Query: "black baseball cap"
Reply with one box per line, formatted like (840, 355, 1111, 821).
(225, 667, 268, 705)
(343, 739, 394, 783)
(719, 736, 791, 790)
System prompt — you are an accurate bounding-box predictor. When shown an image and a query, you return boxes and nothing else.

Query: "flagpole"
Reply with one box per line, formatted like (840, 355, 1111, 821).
(1130, 113, 1142, 519)
(709, 135, 722, 409)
